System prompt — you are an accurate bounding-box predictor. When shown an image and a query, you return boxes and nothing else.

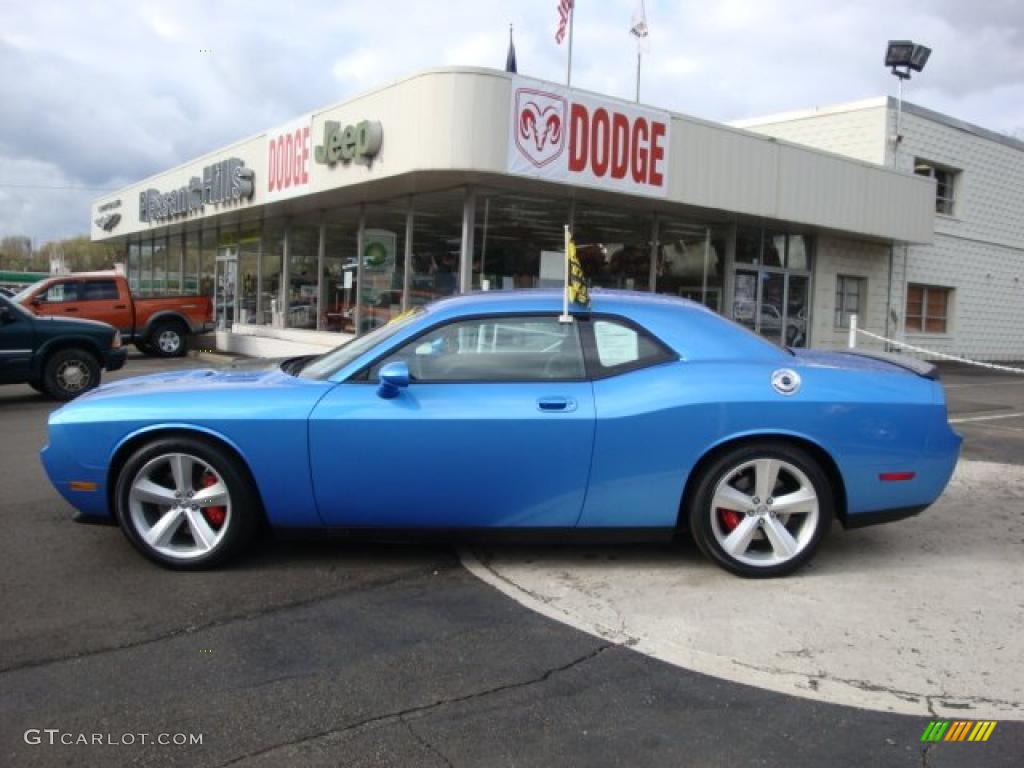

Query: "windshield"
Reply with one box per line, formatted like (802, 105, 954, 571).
(11, 280, 47, 303)
(298, 307, 426, 380)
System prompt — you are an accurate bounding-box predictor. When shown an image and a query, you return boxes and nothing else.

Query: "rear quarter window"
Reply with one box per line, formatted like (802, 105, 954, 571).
(586, 317, 675, 377)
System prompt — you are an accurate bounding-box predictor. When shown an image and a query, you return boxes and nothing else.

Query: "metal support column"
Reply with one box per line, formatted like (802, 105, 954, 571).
(316, 212, 326, 331)
(280, 221, 290, 327)
(354, 207, 365, 336)
(647, 214, 659, 292)
(459, 188, 477, 293)
(402, 198, 413, 311)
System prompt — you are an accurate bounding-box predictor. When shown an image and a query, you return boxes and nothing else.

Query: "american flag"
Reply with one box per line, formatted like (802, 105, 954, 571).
(555, 0, 574, 44)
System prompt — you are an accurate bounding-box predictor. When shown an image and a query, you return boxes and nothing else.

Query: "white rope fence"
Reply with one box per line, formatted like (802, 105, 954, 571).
(846, 314, 1024, 375)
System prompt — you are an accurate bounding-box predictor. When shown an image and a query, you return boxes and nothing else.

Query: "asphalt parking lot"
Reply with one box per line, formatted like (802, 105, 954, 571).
(1, 354, 1021, 767)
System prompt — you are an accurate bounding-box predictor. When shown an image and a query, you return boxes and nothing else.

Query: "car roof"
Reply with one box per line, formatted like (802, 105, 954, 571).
(429, 288, 714, 316)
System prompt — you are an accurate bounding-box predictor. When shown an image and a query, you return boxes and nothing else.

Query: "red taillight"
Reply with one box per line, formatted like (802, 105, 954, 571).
(879, 472, 916, 482)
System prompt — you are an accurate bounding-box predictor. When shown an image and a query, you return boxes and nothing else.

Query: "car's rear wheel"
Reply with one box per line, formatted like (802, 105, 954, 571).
(149, 320, 188, 358)
(689, 441, 832, 578)
(42, 348, 100, 400)
(114, 437, 258, 569)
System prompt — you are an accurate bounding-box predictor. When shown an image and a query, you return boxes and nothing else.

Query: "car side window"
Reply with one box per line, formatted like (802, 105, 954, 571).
(588, 318, 673, 375)
(82, 280, 119, 301)
(39, 282, 79, 303)
(369, 316, 585, 382)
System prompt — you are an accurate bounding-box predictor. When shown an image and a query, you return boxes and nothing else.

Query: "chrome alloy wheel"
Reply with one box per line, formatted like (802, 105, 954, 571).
(128, 452, 232, 560)
(56, 359, 92, 393)
(709, 458, 820, 568)
(157, 329, 182, 354)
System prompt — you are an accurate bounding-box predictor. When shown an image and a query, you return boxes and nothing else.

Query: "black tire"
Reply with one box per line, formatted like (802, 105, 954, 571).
(42, 348, 101, 401)
(688, 440, 832, 578)
(148, 320, 189, 358)
(114, 436, 259, 570)
(135, 341, 154, 355)
(28, 380, 46, 394)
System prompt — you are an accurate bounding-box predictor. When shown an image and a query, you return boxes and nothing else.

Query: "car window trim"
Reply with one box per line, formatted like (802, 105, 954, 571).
(579, 313, 678, 379)
(349, 310, 589, 385)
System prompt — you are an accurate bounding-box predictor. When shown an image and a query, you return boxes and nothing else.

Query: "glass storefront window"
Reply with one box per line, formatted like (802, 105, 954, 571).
(763, 230, 786, 268)
(787, 235, 809, 270)
(237, 226, 260, 325)
(572, 203, 654, 291)
(287, 217, 320, 330)
(362, 201, 409, 331)
(166, 236, 182, 294)
(411, 189, 464, 306)
(139, 240, 153, 296)
(473, 191, 571, 291)
(216, 229, 239, 330)
(656, 221, 727, 312)
(323, 208, 359, 333)
(185, 231, 199, 295)
(127, 242, 140, 292)
(735, 227, 760, 265)
(260, 220, 284, 326)
(152, 237, 168, 295)
(200, 229, 217, 300)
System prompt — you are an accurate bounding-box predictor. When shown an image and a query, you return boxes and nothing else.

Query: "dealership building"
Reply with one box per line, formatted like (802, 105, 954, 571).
(90, 67, 940, 358)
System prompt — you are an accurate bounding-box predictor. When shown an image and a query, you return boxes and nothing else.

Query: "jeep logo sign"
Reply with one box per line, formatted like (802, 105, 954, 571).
(314, 120, 383, 167)
(507, 77, 670, 198)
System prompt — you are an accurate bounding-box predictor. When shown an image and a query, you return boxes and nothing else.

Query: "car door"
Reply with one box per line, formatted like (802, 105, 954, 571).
(79, 279, 131, 333)
(308, 314, 596, 528)
(0, 298, 35, 384)
(29, 280, 81, 319)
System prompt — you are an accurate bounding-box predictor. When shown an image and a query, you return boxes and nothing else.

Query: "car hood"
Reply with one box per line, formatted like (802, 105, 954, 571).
(82, 361, 292, 398)
(34, 315, 115, 334)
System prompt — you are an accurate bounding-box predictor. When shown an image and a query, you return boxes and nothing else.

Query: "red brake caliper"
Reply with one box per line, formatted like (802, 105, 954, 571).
(718, 508, 743, 532)
(201, 472, 226, 527)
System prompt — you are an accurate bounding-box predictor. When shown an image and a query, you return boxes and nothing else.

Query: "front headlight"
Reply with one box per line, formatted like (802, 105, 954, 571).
(112, 331, 122, 349)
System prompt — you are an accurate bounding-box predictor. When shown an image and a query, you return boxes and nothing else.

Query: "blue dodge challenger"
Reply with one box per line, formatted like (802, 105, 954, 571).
(41, 291, 961, 577)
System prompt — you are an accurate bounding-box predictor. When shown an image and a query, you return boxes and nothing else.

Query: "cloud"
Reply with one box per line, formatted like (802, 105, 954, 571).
(1, 0, 1022, 244)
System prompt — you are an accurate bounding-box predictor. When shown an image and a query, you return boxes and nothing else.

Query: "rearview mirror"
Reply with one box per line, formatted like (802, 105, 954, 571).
(377, 361, 410, 399)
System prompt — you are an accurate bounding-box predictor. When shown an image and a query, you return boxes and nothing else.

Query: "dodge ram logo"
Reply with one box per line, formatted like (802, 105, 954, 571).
(514, 88, 567, 168)
(94, 213, 121, 232)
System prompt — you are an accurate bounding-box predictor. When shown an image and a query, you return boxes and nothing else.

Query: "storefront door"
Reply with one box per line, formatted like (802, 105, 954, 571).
(214, 246, 238, 330)
(732, 268, 810, 348)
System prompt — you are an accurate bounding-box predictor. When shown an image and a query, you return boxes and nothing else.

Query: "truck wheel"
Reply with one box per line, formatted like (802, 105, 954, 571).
(135, 341, 154, 355)
(29, 380, 46, 394)
(42, 349, 101, 401)
(150, 321, 188, 358)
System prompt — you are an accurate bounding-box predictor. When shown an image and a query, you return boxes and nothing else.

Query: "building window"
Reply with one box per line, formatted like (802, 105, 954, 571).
(906, 284, 951, 334)
(835, 275, 865, 328)
(914, 160, 958, 216)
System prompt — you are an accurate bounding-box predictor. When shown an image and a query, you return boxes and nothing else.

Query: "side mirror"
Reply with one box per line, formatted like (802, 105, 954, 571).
(377, 361, 410, 399)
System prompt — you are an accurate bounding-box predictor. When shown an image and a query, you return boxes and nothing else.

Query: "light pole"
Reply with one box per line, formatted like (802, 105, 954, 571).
(884, 40, 930, 348)
(884, 40, 931, 162)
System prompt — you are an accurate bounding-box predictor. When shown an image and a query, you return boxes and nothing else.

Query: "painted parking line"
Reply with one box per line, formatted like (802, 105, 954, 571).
(461, 459, 1024, 720)
(949, 411, 1024, 424)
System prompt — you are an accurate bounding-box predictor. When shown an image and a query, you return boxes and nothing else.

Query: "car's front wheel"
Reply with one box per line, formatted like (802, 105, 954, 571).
(689, 441, 832, 577)
(42, 348, 100, 400)
(114, 437, 259, 569)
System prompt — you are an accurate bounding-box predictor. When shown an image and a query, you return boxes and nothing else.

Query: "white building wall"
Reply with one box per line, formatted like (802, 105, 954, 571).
(810, 235, 899, 351)
(732, 100, 889, 166)
(740, 99, 1024, 361)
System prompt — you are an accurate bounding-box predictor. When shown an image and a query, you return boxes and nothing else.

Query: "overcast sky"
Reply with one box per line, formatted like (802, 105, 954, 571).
(2, 0, 1022, 245)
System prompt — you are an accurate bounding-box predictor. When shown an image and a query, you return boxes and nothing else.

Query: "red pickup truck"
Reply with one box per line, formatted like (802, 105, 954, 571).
(16, 272, 213, 357)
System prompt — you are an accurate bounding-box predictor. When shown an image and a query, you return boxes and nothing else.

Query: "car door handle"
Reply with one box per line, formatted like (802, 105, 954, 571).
(64, 307, 79, 312)
(537, 397, 576, 412)
(114, 304, 127, 309)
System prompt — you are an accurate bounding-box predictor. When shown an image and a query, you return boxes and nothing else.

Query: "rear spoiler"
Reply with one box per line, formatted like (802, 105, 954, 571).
(843, 350, 939, 380)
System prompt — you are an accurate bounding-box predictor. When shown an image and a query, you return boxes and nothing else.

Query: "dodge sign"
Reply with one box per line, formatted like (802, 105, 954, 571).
(507, 77, 670, 197)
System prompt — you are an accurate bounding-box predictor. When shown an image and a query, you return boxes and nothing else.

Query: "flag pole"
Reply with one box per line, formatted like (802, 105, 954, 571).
(560, 224, 572, 323)
(566, 2, 575, 87)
